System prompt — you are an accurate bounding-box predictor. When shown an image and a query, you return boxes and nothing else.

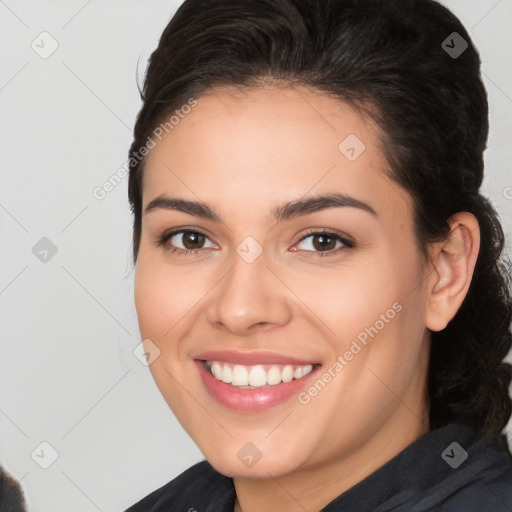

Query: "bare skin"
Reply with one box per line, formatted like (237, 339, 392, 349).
(134, 85, 480, 512)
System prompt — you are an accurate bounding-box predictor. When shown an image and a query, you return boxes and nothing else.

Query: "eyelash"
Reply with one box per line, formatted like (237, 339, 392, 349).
(156, 228, 355, 259)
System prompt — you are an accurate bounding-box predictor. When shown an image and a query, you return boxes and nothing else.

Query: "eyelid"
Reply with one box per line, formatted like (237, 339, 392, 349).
(290, 229, 355, 258)
(156, 227, 355, 257)
(294, 228, 355, 246)
(156, 227, 218, 250)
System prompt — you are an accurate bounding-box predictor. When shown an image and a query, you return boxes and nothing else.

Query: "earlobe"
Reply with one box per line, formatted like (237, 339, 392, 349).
(425, 212, 480, 332)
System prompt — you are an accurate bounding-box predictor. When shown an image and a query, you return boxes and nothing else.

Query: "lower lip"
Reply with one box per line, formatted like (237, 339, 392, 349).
(195, 360, 320, 412)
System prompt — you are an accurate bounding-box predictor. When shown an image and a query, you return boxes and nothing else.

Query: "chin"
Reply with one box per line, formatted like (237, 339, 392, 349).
(202, 444, 305, 479)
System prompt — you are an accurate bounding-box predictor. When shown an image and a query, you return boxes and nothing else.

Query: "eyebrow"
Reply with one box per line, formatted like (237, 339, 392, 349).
(144, 192, 378, 222)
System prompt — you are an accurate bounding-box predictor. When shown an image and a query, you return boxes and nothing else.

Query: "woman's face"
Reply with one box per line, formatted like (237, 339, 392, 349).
(134, 85, 432, 479)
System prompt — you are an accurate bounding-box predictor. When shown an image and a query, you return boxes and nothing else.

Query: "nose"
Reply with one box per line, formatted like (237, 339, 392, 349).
(205, 249, 293, 335)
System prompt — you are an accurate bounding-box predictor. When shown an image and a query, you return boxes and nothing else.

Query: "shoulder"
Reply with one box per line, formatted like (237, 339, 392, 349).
(426, 429, 512, 512)
(0, 464, 27, 512)
(124, 459, 235, 512)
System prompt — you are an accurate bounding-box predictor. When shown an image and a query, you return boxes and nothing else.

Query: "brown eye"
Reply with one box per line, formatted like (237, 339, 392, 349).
(293, 230, 355, 258)
(179, 232, 206, 249)
(311, 234, 338, 251)
(157, 229, 217, 255)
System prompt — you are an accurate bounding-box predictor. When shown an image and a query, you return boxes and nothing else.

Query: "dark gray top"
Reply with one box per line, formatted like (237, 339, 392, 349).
(0, 464, 27, 512)
(124, 421, 512, 511)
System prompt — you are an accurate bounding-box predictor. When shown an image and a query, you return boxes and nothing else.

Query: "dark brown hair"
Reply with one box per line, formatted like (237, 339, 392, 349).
(128, 0, 512, 436)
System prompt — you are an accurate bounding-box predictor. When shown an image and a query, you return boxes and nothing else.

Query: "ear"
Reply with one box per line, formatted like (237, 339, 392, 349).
(425, 212, 480, 332)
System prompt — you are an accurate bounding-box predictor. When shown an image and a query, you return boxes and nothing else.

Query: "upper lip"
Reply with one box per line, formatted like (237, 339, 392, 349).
(194, 350, 319, 366)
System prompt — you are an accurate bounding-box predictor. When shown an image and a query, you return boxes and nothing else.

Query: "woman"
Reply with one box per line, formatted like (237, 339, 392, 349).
(123, 0, 512, 510)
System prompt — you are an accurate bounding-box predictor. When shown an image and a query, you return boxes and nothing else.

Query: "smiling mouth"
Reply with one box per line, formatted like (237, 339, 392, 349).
(201, 360, 320, 389)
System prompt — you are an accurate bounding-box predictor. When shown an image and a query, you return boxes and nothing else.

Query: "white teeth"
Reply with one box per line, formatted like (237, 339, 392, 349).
(212, 361, 223, 380)
(248, 365, 267, 387)
(267, 366, 282, 386)
(207, 361, 315, 387)
(221, 365, 233, 384)
(232, 365, 249, 386)
(281, 365, 294, 383)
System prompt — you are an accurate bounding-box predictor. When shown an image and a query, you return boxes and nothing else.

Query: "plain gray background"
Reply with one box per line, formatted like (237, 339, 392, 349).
(0, 1, 511, 511)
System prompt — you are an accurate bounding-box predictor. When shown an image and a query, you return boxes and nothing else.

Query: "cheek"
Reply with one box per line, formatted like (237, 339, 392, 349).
(288, 258, 399, 340)
(328, 257, 428, 403)
(134, 265, 179, 346)
(134, 263, 166, 336)
(301, 245, 426, 367)
(133, 259, 198, 408)
(134, 255, 202, 339)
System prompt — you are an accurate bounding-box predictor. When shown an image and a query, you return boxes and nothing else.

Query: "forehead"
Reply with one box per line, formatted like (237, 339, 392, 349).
(141, 85, 412, 224)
